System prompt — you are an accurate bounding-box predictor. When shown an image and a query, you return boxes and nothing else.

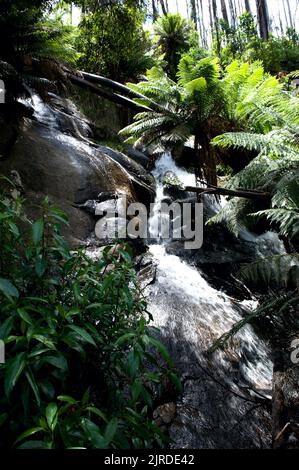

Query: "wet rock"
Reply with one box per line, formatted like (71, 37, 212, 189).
(122, 143, 151, 168)
(97, 145, 155, 190)
(48, 94, 94, 139)
(0, 118, 18, 159)
(0, 119, 137, 246)
(153, 402, 176, 426)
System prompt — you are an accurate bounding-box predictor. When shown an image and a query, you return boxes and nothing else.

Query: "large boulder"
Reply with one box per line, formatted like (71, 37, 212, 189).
(0, 118, 139, 246)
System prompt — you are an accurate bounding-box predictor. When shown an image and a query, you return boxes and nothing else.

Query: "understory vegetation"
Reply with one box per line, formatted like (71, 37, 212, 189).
(0, 181, 178, 449)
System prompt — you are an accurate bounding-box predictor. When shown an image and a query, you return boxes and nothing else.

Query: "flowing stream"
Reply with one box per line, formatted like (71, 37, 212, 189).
(17, 92, 284, 448)
(146, 154, 284, 448)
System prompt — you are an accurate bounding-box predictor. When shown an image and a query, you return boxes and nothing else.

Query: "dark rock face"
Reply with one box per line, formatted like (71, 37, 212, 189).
(0, 90, 154, 247)
(122, 143, 151, 168)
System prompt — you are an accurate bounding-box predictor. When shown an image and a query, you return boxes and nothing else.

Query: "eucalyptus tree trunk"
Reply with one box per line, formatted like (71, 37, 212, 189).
(256, 0, 269, 40)
(190, 0, 198, 29)
(152, 0, 158, 21)
(228, 0, 237, 28)
(159, 0, 168, 15)
(212, 0, 221, 55)
(209, 0, 214, 36)
(197, 0, 206, 46)
(244, 0, 251, 12)
(285, 0, 294, 29)
(220, 0, 229, 23)
(279, 11, 285, 36)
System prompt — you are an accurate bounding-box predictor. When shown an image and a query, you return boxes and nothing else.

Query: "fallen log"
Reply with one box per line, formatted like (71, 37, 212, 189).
(67, 74, 152, 113)
(78, 71, 166, 114)
(184, 185, 270, 200)
(80, 71, 145, 99)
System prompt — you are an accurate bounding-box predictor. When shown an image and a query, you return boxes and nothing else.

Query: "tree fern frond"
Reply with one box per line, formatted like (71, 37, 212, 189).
(252, 209, 299, 239)
(208, 198, 254, 236)
(209, 291, 299, 353)
(239, 254, 299, 288)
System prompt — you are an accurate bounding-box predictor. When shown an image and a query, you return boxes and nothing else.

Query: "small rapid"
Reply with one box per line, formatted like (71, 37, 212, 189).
(146, 153, 280, 448)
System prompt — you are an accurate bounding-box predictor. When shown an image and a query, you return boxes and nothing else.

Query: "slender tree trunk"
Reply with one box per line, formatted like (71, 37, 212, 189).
(197, 0, 207, 47)
(285, 0, 294, 29)
(190, 0, 198, 29)
(256, 0, 269, 40)
(211, 0, 221, 55)
(220, 0, 229, 23)
(228, 0, 237, 28)
(159, 0, 168, 15)
(282, 0, 290, 29)
(209, 0, 214, 38)
(279, 11, 285, 36)
(196, 0, 204, 45)
(152, 0, 158, 21)
(244, 0, 251, 12)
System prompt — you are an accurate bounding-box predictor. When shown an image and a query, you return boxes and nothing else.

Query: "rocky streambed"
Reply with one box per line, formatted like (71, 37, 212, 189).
(0, 71, 292, 448)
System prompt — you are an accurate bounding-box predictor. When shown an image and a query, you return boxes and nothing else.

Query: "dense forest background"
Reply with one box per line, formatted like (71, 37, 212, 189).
(0, 0, 299, 451)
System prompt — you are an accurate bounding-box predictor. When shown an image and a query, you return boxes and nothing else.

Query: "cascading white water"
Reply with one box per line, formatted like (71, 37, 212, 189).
(146, 153, 283, 448)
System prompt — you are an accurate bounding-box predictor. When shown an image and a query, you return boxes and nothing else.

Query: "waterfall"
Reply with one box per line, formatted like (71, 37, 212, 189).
(147, 153, 276, 449)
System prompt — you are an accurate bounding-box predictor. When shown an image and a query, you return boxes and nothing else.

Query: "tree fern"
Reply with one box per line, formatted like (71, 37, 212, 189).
(239, 254, 299, 288)
(209, 291, 299, 353)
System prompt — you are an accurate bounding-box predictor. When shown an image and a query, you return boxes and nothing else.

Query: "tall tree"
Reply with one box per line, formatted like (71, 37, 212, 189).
(220, 0, 229, 23)
(244, 0, 251, 12)
(152, 0, 158, 21)
(211, 0, 221, 54)
(228, 0, 237, 28)
(197, 0, 206, 46)
(255, 0, 269, 41)
(285, 0, 294, 29)
(190, 0, 198, 29)
(159, 0, 168, 15)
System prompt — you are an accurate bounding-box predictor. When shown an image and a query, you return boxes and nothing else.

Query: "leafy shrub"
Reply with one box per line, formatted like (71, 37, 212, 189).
(0, 177, 179, 449)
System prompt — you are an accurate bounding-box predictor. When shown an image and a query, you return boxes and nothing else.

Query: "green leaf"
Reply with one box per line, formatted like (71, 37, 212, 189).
(57, 395, 78, 405)
(169, 372, 182, 393)
(4, 352, 26, 397)
(104, 418, 118, 444)
(115, 333, 135, 347)
(14, 427, 44, 446)
(17, 440, 51, 449)
(17, 308, 32, 325)
(146, 336, 172, 365)
(0, 317, 14, 339)
(67, 325, 96, 347)
(0, 278, 19, 298)
(25, 369, 41, 406)
(46, 403, 58, 431)
(131, 378, 142, 402)
(82, 419, 107, 448)
(44, 355, 68, 371)
(8, 222, 20, 237)
(35, 257, 47, 278)
(86, 407, 108, 423)
(32, 220, 44, 245)
(32, 335, 56, 350)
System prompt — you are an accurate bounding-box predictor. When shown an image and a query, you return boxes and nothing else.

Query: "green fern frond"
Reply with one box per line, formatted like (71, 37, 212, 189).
(208, 198, 254, 237)
(239, 254, 299, 288)
(252, 209, 299, 239)
(209, 291, 299, 353)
